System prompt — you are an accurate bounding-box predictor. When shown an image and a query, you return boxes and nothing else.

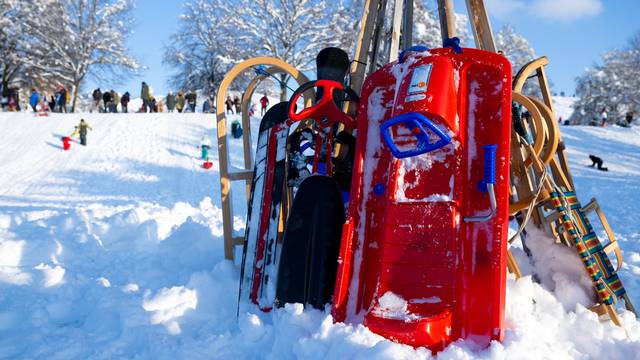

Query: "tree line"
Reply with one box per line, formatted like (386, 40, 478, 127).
(0, 0, 139, 112)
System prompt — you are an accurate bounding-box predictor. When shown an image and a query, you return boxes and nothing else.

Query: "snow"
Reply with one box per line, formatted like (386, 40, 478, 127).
(0, 109, 639, 358)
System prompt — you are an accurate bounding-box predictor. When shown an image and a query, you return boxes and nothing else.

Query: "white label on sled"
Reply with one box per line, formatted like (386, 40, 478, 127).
(407, 64, 432, 96)
(404, 94, 427, 102)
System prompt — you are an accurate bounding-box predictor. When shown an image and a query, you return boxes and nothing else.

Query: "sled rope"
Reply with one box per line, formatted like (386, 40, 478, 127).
(509, 138, 548, 244)
(254, 65, 297, 92)
(509, 165, 548, 244)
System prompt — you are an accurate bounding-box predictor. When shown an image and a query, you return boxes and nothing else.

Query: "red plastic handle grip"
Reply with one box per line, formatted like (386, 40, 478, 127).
(288, 80, 358, 129)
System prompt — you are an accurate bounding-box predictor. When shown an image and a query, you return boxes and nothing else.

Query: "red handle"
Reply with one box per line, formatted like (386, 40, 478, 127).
(288, 80, 357, 129)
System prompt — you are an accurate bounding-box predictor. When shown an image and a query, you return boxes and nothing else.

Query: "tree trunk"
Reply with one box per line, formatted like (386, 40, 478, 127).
(71, 80, 80, 113)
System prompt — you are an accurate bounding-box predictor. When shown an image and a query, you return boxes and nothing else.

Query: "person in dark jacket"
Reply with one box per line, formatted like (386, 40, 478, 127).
(48, 94, 56, 112)
(233, 95, 241, 114)
(102, 91, 112, 113)
(186, 91, 197, 112)
(166, 91, 176, 112)
(121, 92, 130, 113)
(225, 96, 234, 114)
(92, 88, 102, 113)
(58, 86, 67, 113)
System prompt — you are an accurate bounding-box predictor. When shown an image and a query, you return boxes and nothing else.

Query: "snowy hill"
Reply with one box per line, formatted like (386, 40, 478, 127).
(0, 111, 639, 359)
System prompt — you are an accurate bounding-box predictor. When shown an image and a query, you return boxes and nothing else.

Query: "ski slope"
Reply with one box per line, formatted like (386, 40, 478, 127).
(0, 107, 639, 359)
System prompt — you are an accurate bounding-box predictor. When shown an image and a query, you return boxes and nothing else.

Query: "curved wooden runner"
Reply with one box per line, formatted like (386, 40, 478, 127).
(215, 57, 312, 260)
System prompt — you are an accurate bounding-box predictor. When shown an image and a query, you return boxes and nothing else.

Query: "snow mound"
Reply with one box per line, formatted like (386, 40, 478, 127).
(0, 111, 639, 358)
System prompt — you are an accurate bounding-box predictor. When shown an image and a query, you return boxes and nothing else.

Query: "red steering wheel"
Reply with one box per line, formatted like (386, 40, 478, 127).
(288, 80, 359, 129)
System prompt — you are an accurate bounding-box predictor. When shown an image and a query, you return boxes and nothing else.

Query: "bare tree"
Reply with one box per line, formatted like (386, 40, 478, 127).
(163, 0, 240, 95)
(21, 0, 140, 111)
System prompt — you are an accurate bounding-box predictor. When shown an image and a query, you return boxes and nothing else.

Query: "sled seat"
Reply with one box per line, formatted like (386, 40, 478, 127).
(361, 201, 456, 349)
(549, 189, 636, 324)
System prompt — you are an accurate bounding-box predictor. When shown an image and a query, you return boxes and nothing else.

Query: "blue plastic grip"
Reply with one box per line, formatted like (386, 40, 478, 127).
(443, 37, 462, 53)
(398, 45, 429, 64)
(380, 112, 451, 159)
(478, 145, 497, 192)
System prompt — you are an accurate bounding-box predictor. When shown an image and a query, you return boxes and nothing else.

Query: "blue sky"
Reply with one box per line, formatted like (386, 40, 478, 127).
(92, 0, 639, 97)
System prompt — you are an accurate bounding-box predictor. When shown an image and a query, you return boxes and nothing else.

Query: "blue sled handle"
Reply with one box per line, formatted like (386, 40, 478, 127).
(380, 112, 451, 159)
(478, 145, 497, 192)
(399, 45, 429, 63)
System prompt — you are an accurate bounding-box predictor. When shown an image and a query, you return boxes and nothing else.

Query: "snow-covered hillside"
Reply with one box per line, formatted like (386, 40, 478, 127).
(0, 110, 639, 359)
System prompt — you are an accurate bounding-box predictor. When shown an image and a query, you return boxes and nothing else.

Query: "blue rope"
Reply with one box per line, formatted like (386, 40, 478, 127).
(254, 65, 296, 92)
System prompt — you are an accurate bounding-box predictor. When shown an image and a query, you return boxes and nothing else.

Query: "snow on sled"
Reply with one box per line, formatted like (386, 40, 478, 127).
(331, 47, 512, 350)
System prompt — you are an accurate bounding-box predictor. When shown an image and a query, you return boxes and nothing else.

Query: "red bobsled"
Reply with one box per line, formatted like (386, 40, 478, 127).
(332, 47, 512, 350)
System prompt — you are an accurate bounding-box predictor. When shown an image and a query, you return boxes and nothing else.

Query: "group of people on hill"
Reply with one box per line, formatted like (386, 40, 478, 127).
(91, 88, 131, 113)
(26, 86, 70, 113)
(3, 80, 269, 115)
(585, 107, 635, 127)
(164, 90, 201, 113)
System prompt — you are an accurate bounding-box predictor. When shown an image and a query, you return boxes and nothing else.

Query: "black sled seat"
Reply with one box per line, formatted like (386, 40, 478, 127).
(275, 175, 345, 309)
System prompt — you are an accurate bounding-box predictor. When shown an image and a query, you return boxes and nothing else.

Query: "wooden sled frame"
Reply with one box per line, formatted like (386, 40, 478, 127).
(507, 56, 637, 324)
(216, 57, 313, 260)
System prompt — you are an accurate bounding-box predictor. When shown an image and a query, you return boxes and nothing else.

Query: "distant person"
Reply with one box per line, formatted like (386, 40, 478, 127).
(111, 90, 120, 113)
(121, 91, 130, 113)
(231, 119, 243, 139)
(40, 94, 51, 113)
(208, 94, 216, 113)
(588, 155, 608, 171)
(77, 119, 92, 146)
(91, 88, 102, 113)
(58, 86, 68, 113)
(48, 94, 56, 112)
(200, 135, 212, 160)
(29, 88, 39, 112)
(8, 87, 19, 111)
(625, 112, 634, 127)
(141, 81, 151, 112)
(0, 85, 8, 111)
(102, 90, 112, 113)
(600, 107, 608, 127)
(203, 98, 211, 113)
(186, 91, 197, 112)
(260, 94, 269, 116)
(150, 97, 158, 113)
(233, 95, 241, 114)
(176, 91, 185, 113)
(249, 102, 257, 117)
(225, 96, 234, 114)
(166, 91, 176, 112)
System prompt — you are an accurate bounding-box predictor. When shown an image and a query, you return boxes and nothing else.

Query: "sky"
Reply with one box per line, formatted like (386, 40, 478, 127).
(90, 0, 639, 97)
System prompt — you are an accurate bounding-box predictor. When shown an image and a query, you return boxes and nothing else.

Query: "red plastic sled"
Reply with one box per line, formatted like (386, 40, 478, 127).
(332, 47, 512, 351)
(62, 137, 71, 151)
(203, 161, 213, 169)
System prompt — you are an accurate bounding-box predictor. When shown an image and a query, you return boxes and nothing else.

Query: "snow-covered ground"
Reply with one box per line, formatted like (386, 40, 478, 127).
(0, 102, 639, 359)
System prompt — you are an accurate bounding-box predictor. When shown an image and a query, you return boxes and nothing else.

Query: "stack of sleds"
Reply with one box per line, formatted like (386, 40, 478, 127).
(230, 44, 513, 350)
(214, 0, 636, 353)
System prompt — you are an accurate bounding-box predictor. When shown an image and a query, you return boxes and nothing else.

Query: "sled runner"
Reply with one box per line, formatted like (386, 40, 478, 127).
(548, 189, 636, 325)
(238, 102, 291, 311)
(331, 46, 512, 350)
